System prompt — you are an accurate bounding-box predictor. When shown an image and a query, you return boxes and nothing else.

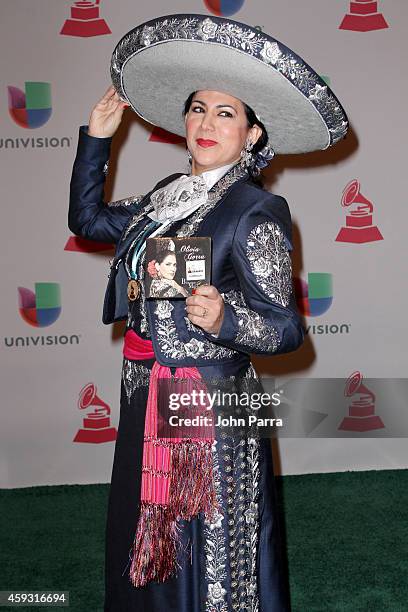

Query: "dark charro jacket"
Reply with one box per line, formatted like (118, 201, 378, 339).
(69, 127, 304, 368)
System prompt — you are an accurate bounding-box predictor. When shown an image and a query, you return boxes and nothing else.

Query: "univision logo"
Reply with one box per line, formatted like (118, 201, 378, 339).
(295, 273, 333, 317)
(8, 82, 51, 129)
(3, 283, 81, 348)
(294, 273, 351, 335)
(0, 136, 71, 149)
(305, 323, 350, 335)
(18, 283, 61, 327)
(4, 335, 80, 348)
(3, 82, 71, 149)
(204, 0, 245, 17)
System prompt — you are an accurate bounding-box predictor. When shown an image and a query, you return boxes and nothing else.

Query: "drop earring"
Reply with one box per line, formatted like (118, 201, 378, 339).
(240, 139, 254, 169)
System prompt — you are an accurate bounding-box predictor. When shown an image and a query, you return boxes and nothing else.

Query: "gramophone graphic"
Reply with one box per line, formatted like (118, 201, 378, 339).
(73, 383, 117, 443)
(339, 0, 388, 32)
(339, 371, 385, 432)
(335, 179, 383, 244)
(60, 0, 111, 38)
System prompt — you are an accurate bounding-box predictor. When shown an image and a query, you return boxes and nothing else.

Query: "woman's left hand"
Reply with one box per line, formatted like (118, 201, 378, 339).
(186, 285, 224, 335)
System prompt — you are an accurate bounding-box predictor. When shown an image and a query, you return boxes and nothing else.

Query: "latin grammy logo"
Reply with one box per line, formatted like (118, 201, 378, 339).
(338, 371, 385, 432)
(335, 179, 383, 244)
(60, 0, 111, 38)
(73, 383, 117, 443)
(339, 0, 388, 32)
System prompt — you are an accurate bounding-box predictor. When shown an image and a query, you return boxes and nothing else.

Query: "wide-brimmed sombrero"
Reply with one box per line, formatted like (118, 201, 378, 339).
(111, 14, 348, 155)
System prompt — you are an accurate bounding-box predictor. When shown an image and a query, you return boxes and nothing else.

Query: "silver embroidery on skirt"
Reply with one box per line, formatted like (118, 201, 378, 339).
(204, 440, 228, 612)
(122, 359, 151, 402)
(204, 362, 261, 611)
(244, 438, 260, 611)
(208, 432, 260, 612)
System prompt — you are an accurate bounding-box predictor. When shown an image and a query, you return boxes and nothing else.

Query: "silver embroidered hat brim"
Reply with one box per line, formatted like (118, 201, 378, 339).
(111, 14, 348, 155)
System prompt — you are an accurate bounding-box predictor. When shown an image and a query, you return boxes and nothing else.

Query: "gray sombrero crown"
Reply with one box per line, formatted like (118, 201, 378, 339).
(111, 14, 348, 155)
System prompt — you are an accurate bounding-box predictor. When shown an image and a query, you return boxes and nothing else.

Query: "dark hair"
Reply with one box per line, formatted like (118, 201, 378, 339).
(156, 249, 176, 265)
(183, 92, 269, 177)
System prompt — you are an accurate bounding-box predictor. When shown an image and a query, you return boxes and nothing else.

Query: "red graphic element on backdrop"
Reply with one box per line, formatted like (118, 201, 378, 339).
(335, 179, 383, 244)
(338, 371, 385, 432)
(60, 1, 111, 37)
(73, 383, 117, 443)
(149, 127, 185, 144)
(64, 235, 114, 253)
(339, 0, 388, 32)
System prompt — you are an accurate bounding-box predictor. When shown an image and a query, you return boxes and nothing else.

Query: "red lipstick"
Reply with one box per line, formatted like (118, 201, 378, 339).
(196, 138, 218, 147)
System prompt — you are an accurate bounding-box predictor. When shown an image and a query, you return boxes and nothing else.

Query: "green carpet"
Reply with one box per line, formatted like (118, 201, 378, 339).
(1, 470, 407, 611)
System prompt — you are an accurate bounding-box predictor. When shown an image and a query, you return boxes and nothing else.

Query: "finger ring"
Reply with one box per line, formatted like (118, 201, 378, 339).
(202, 307, 208, 318)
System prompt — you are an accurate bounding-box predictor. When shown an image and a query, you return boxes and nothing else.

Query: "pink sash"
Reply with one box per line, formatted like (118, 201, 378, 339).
(123, 329, 217, 586)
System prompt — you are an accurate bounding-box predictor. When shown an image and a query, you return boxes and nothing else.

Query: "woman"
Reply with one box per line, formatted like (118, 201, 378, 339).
(68, 14, 348, 611)
(147, 246, 189, 298)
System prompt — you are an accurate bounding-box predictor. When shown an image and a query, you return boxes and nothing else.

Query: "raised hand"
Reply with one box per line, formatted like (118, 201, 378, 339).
(88, 85, 129, 138)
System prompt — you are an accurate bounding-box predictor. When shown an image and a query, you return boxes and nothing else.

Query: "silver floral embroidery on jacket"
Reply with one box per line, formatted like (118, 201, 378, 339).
(184, 315, 205, 336)
(223, 290, 280, 353)
(154, 301, 236, 360)
(137, 252, 150, 336)
(107, 194, 143, 208)
(122, 203, 154, 239)
(246, 221, 292, 306)
(122, 359, 151, 402)
(111, 16, 348, 146)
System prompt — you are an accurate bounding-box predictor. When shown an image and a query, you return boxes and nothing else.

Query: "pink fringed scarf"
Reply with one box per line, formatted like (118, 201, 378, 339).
(123, 329, 217, 587)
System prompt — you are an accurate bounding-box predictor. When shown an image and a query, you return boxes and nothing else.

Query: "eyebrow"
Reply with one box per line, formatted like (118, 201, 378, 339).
(192, 100, 237, 112)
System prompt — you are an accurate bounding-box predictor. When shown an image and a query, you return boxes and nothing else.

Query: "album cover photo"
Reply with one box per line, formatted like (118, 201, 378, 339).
(145, 237, 212, 299)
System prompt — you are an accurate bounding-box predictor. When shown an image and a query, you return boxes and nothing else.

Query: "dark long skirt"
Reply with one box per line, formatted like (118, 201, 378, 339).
(104, 357, 290, 611)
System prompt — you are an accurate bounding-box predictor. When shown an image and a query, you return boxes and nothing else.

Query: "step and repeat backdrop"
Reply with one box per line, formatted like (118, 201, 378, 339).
(1, 0, 407, 487)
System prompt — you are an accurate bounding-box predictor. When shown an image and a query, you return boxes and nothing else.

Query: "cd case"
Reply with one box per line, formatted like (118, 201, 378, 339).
(145, 237, 211, 298)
